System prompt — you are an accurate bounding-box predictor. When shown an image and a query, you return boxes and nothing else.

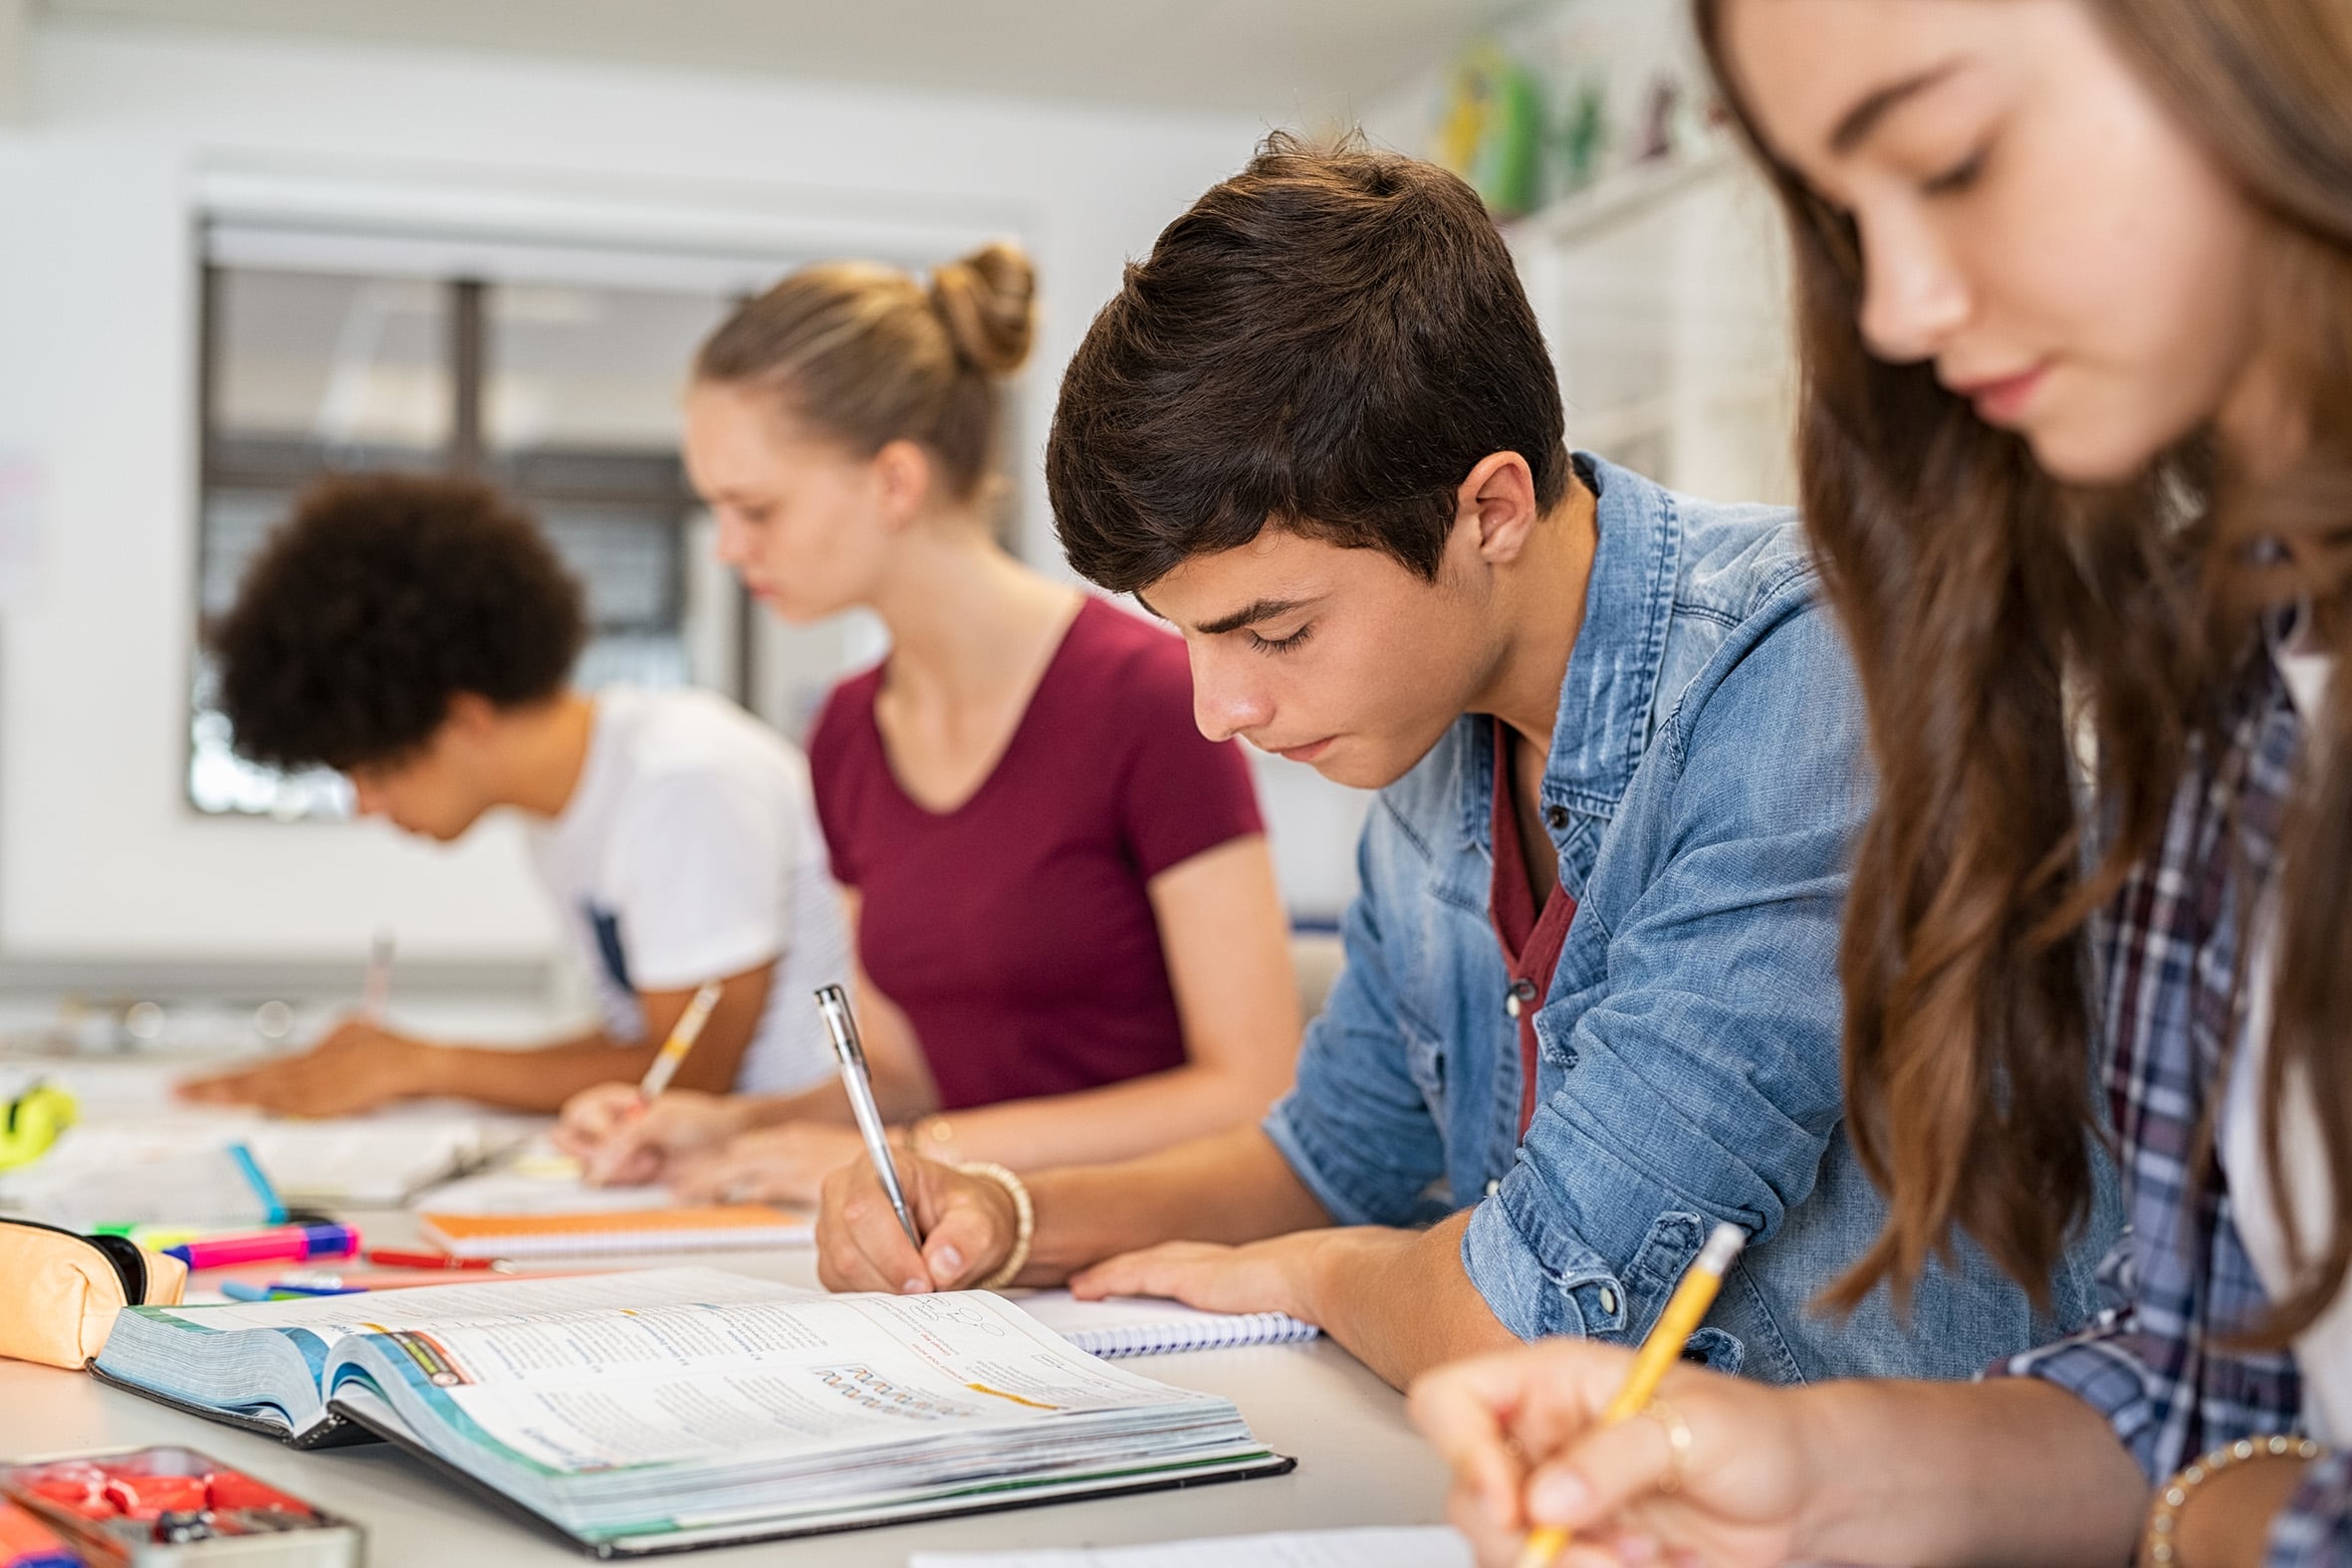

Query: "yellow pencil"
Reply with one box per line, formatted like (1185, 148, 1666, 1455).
(1516, 1223, 1747, 1568)
(637, 980, 725, 1102)
(584, 981, 726, 1187)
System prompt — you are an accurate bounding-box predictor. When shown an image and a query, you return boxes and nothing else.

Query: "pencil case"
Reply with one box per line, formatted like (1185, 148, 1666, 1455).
(0, 1498, 79, 1567)
(0, 1219, 187, 1370)
(2, 1448, 361, 1565)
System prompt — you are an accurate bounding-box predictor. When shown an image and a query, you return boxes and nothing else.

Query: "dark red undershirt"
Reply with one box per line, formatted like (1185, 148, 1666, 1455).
(1490, 719, 1579, 1138)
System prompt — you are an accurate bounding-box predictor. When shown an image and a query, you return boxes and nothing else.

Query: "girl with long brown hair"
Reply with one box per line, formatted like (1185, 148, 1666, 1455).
(1409, 2, 2352, 1564)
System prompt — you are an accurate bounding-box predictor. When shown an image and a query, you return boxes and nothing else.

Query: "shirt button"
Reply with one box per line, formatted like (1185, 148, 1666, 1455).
(1543, 804, 1570, 832)
(1505, 978, 1537, 1017)
(1599, 1286, 1619, 1316)
(1483, 1179, 1501, 1198)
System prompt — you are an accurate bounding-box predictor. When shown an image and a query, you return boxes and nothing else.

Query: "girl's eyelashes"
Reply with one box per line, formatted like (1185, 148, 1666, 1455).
(1922, 142, 1992, 196)
(1247, 623, 1314, 655)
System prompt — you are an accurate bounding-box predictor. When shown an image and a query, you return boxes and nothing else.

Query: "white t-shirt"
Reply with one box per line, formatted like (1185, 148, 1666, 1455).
(2220, 626, 2349, 1444)
(527, 686, 847, 1095)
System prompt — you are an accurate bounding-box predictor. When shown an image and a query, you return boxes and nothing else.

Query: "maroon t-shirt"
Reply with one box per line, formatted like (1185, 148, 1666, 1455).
(1490, 720, 1578, 1138)
(809, 597, 1265, 1110)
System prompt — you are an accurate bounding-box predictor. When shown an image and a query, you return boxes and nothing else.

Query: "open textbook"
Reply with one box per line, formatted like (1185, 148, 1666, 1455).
(93, 1268, 1291, 1555)
(0, 1113, 522, 1222)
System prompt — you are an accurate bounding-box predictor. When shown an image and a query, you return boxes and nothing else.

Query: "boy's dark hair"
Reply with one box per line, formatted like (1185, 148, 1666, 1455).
(1049, 131, 1569, 593)
(211, 473, 587, 772)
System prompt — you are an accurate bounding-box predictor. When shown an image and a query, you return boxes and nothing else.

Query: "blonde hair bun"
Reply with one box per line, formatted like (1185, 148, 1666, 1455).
(928, 242, 1037, 377)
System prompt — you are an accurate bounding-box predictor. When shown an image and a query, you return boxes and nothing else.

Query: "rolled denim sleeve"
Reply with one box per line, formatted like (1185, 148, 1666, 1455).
(1463, 595, 1866, 1344)
(1264, 809, 1453, 1230)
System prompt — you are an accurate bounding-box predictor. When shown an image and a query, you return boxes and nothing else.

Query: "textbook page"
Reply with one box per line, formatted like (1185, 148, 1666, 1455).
(909, 1527, 1474, 1568)
(345, 1289, 1238, 1473)
(248, 1119, 520, 1206)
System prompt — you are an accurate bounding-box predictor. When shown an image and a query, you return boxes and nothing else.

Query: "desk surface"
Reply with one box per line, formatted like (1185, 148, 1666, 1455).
(0, 1214, 1452, 1565)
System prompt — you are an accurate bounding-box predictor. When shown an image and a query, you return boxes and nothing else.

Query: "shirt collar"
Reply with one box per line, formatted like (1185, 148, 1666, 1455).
(1454, 453, 1683, 850)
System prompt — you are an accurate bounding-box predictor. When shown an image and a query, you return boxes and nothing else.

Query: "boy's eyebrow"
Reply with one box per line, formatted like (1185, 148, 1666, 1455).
(1190, 596, 1316, 637)
(1829, 61, 1962, 154)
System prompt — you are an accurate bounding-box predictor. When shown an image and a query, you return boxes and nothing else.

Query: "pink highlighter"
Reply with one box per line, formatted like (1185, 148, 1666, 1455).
(162, 1223, 360, 1271)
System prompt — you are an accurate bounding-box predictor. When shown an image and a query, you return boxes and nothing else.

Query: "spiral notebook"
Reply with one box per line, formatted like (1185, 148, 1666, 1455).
(416, 1203, 813, 1259)
(1014, 1291, 1320, 1357)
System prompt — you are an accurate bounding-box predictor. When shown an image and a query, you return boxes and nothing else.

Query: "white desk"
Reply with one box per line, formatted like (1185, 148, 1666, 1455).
(0, 1213, 1451, 1564)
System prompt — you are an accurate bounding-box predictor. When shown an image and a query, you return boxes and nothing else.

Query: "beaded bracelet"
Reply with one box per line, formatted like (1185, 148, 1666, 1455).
(955, 1161, 1035, 1290)
(2143, 1433, 2323, 1565)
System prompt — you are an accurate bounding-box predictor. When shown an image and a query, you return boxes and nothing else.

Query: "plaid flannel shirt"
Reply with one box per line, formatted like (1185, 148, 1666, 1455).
(1999, 648, 2351, 1565)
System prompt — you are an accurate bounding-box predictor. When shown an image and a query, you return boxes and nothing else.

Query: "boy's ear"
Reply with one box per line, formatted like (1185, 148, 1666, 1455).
(1457, 451, 1541, 565)
(441, 691, 501, 740)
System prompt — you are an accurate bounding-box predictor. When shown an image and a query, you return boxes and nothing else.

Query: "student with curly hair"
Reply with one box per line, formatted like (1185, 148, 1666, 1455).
(181, 473, 853, 1118)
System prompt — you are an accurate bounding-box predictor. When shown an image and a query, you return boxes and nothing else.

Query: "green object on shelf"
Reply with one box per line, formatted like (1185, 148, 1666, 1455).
(0, 1084, 77, 1172)
(1438, 43, 1545, 218)
(1562, 75, 1609, 193)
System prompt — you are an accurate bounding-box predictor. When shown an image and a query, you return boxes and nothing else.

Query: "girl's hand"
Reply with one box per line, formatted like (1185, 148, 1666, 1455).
(670, 1122, 870, 1207)
(554, 1085, 743, 1187)
(1408, 1340, 1816, 1568)
(815, 1153, 1018, 1294)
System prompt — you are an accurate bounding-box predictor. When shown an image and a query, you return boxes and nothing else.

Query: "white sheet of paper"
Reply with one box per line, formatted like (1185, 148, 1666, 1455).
(908, 1526, 1473, 1568)
(415, 1164, 682, 1216)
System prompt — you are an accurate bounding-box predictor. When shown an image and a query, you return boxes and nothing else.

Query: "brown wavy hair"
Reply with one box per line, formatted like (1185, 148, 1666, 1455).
(1696, 0, 2352, 1339)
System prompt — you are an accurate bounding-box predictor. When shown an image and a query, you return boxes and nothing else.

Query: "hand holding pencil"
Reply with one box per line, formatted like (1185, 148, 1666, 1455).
(1408, 1225, 1814, 1568)
(577, 981, 725, 1185)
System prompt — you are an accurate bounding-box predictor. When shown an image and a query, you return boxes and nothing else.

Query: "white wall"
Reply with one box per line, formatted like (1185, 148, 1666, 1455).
(0, 20, 1266, 971)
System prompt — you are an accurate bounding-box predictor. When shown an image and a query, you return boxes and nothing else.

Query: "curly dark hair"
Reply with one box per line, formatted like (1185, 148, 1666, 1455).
(211, 473, 587, 772)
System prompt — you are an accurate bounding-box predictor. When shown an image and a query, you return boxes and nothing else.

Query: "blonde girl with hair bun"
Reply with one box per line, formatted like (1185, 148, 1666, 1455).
(557, 242, 1303, 1204)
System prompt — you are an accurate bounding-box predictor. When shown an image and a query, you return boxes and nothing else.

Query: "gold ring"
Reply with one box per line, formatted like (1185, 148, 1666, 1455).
(1640, 1397, 1693, 1494)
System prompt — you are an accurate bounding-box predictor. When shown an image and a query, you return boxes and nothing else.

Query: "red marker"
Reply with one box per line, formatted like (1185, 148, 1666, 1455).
(362, 1248, 499, 1270)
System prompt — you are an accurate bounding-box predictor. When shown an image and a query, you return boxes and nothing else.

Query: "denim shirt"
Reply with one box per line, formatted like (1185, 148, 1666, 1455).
(1265, 455, 2115, 1384)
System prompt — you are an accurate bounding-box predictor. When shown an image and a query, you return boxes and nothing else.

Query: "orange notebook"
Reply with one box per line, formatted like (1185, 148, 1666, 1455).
(415, 1204, 813, 1260)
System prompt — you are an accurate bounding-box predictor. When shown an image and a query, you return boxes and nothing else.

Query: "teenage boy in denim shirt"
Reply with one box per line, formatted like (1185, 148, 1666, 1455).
(814, 135, 2112, 1390)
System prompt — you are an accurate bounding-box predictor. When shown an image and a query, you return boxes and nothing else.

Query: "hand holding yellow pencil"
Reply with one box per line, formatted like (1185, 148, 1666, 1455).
(1515, 1223, 1746, 1568)
(637, 980, 725, 1102)
(586, 980, 724, 1184)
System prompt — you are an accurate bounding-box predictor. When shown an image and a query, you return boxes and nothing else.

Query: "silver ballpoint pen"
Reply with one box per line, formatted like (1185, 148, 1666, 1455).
(814, 985, 923, 1249)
